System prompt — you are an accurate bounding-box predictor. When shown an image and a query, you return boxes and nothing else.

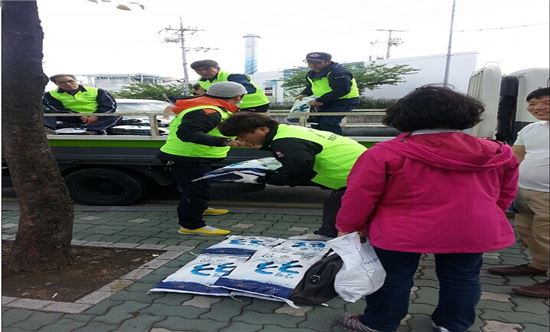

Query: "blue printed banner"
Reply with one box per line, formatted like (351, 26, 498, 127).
(150, 237, 329, 306)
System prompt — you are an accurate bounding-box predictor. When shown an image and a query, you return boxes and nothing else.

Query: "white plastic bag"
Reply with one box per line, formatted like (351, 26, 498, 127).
(287, 96, 317, 123)
(328, 232, 386, 302)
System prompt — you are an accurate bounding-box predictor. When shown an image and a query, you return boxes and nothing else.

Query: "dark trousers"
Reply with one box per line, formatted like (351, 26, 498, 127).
(310, 99, 360, 135)
(171, 160, 212, 229)
(239, 103, 270, 113)
(315, 188, 345, 238)
(360, 248, 483, 332)
(44, 114, 122, 132)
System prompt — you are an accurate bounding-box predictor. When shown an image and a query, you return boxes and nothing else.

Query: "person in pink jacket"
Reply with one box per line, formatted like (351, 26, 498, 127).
(335, 86, 519, 332)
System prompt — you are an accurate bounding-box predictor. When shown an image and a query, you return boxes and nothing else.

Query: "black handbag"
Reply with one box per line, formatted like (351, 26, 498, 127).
(289, 250, 343, 306)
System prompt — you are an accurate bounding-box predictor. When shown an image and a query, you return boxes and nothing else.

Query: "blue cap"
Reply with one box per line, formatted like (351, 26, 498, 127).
(305, 52, 332, 62)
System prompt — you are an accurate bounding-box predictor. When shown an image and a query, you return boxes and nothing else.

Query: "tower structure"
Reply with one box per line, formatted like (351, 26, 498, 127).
(243, 34, 260, 75)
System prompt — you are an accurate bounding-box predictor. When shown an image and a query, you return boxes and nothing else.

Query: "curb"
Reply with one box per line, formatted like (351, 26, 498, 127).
(2, 240, 193, 314)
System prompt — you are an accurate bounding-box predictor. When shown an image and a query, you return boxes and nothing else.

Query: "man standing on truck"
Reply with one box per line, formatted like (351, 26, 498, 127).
(158, 81, 249, 236)
(219, 112, 367, 240)
(489, 87, 550, 298)
(296, 52, 360, 135)
(190, 60, 270, 113)
(43, 74, 121, 135)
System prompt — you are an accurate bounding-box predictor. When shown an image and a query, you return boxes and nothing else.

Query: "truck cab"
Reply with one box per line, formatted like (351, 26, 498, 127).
(468, 66, 549, 143)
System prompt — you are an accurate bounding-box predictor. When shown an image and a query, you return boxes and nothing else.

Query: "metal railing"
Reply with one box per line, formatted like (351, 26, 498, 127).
(268, 109, 386, 127)
(44, 109, 388, 137)
(44, 112, 164, 137)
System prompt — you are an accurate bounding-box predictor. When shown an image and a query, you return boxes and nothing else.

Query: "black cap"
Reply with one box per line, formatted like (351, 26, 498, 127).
(305, 52, 332, 62)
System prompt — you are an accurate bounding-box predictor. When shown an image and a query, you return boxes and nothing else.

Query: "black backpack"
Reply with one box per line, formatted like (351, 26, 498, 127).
(289, 251, 343, 306)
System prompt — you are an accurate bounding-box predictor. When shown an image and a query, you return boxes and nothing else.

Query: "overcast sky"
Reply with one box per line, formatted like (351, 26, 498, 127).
(37, 0, 549, 80)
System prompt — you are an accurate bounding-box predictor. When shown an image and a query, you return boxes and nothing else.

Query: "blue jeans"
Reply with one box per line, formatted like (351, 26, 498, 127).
(360, 248, 482, 332)
(310, 98, 360, 135)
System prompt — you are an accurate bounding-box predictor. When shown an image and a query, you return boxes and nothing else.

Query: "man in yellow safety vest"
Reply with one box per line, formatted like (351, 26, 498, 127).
(296, 52, 360, 135)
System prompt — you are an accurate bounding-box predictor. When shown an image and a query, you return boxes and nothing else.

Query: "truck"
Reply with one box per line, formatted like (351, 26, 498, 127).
(3, 66, 548, 205)
(39, 103, 392, 206)
(467, 65, 549, 142)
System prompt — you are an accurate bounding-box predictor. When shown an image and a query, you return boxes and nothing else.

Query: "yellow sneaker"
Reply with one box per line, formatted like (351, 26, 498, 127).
(203, 207, 230, 216)
(177, 226, 231, 236)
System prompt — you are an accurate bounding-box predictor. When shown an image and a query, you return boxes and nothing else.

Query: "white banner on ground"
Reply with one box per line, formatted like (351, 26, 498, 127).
(214, 245, 329, 306)
(150, 237, 330, 306)
(149, 254, 250, 296)
(202, 235, 285, 256)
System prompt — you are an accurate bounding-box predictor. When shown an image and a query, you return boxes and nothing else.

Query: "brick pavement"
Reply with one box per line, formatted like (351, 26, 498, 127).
(1, 203, 549, 332)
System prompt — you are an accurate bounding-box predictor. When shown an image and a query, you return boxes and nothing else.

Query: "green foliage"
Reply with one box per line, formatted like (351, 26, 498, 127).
(282, 67, 310, 93)
(282, 62, 418, 95)
(359, 97, 398, 109)
(113, 83, 184, 100)
(349, 62, 418, 91)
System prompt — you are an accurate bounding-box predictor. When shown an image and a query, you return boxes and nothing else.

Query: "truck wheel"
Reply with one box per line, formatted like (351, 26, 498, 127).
(64, 168, 145, 205)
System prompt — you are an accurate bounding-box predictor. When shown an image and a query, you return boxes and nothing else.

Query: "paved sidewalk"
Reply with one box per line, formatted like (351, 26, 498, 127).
(2, 203, 549, 332)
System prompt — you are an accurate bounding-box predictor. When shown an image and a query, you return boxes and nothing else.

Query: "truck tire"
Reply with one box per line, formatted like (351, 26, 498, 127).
(64, 168, 146, 206)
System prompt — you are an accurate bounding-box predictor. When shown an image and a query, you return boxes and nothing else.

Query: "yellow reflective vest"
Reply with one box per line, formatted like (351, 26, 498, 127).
(272, 124, 366, 189)
(160, 105, 231, 159)
(48, 87, 99, 113)
(307, 74, 360, 100)
(198, 71, 270, 109)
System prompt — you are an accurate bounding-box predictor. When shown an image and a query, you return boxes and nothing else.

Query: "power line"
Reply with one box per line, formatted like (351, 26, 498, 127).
(332, 0, 535, 30)
(456, 22, 548, 32)
(257, 0, 529, 28)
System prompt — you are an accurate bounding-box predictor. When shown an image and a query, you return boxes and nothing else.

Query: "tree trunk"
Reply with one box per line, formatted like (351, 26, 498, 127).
(2, 0, 74, 272)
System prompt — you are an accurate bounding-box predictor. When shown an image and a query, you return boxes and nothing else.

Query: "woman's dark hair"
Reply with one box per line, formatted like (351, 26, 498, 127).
(218, 112, 279, 136)
(382, 86, 484, 131)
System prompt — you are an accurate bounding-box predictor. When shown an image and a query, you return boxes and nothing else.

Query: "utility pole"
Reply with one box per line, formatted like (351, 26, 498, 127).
(376, 29, 406, 59)
(443, 0, 457, 87)
(160, 17, 217, 95)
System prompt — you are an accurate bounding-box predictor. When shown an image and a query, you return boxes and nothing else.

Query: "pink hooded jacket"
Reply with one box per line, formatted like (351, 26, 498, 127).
(336, 132, 519, 253)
